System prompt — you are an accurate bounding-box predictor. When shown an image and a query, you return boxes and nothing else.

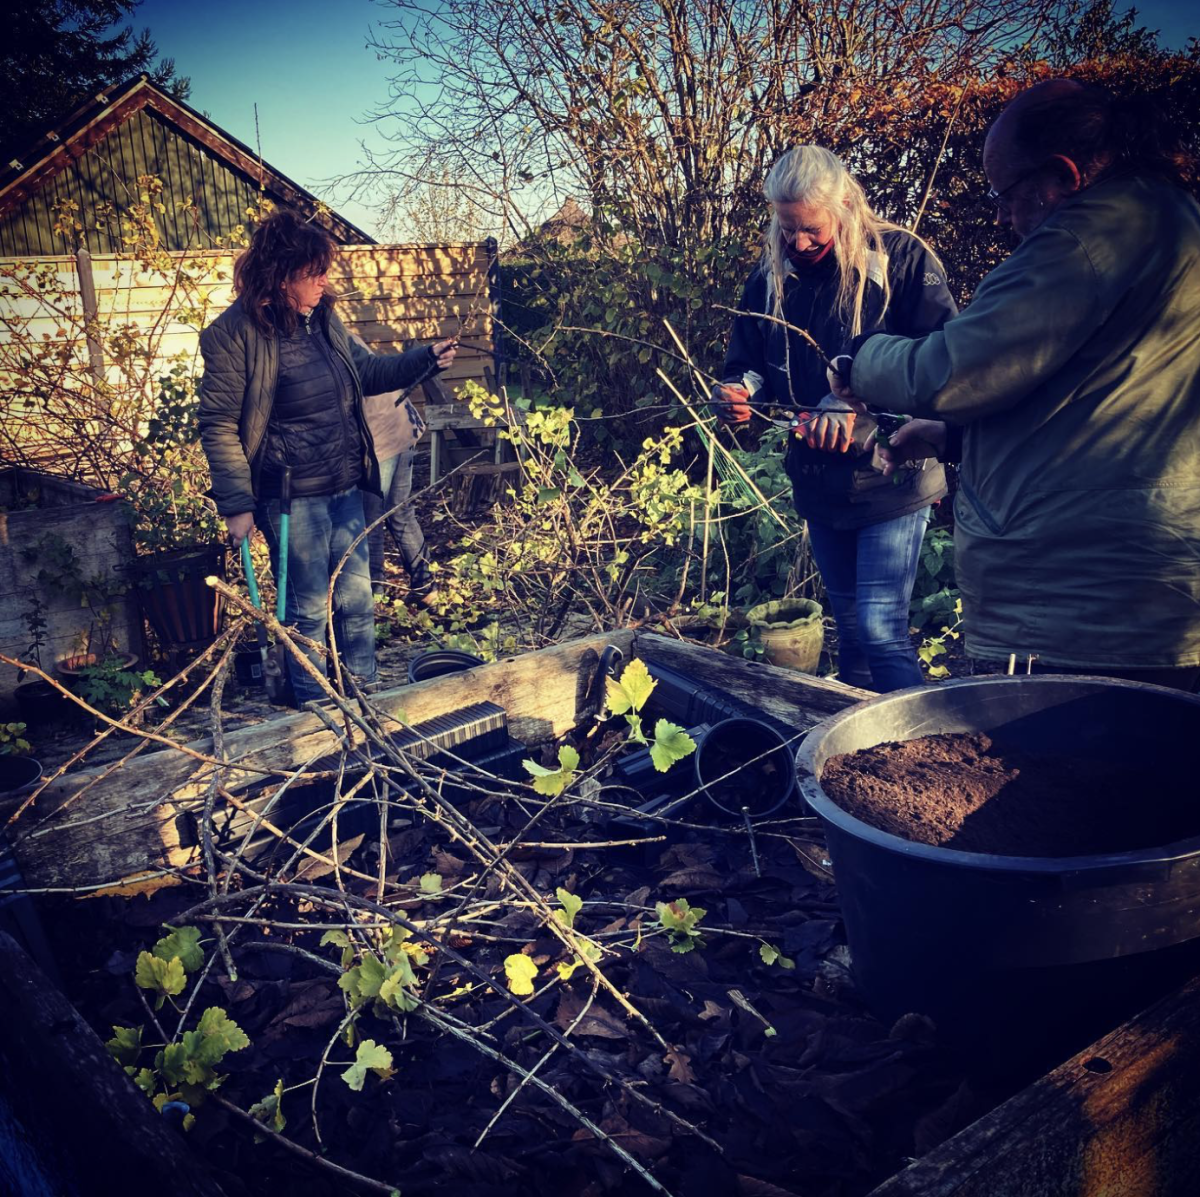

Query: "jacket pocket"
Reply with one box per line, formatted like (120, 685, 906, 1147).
(957, 476, 1003, 535)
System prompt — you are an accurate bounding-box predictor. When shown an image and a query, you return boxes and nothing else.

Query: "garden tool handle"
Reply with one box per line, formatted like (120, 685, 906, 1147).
(276, 468, 292, 623)
(240, 538, 262, 610)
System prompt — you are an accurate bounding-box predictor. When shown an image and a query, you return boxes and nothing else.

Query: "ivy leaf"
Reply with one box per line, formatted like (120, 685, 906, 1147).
(419, 872, 443, 894)
(649, 719, 696, 773)
(504, 953, 539, 996)
(522, 744, 580, 797)
(319, 930, 352, 949)
(154, 925, 204, 972)
(342, 1039, 394, 1091)
(604, 658, 656, 716)
(106, 1025, 142, 1067)
(556, 887, 583, 929)
(135, 950, 187, 1007)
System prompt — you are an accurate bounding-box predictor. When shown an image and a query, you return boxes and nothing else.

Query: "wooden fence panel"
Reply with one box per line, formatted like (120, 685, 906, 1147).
(0, 242, 496, 446)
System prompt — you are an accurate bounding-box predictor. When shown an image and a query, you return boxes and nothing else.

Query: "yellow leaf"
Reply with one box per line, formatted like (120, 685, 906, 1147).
(504, 953, 539, 996)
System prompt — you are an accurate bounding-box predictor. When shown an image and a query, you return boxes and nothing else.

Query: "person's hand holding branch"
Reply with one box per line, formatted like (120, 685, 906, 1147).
(878, 419, 948, 476)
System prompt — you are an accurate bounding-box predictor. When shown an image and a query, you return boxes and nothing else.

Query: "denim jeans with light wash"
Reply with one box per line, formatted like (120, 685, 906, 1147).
(256, 487, 376, 705)
(361, 448, 431, 591)
(806, 508, 931, 693)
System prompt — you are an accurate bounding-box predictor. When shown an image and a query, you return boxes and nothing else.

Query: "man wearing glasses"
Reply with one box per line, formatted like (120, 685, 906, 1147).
(829, 78, 1200, 690)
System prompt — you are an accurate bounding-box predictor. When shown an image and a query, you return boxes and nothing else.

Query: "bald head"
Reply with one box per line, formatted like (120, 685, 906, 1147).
(987, 79, 1113, 178)
(983, 79, 1111, 239)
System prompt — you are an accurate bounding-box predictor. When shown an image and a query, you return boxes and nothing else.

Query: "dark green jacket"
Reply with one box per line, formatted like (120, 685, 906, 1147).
(197, 297, 434, 516)
(852, 176, 1200, 668)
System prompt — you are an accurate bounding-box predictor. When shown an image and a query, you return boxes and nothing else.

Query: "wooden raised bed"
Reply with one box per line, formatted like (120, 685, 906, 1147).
(5, 632, 1199, 1195)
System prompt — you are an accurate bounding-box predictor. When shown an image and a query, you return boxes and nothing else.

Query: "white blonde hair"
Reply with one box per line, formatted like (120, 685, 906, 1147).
(762, 146, 914, 338)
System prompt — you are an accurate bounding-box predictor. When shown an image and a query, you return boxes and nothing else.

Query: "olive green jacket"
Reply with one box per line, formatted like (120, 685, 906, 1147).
(852, 175, 1200, 668)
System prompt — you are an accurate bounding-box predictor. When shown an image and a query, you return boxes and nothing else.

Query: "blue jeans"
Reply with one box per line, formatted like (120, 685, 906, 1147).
(806, 508, 931, 692)
(256, 487, 377, 704)
(362, 449, 431, 590)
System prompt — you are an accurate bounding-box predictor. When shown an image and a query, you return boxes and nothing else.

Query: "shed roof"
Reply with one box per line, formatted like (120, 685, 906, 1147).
(0, 75, 373, 248)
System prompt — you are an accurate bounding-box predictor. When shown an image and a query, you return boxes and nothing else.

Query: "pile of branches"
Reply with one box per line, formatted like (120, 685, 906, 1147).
(6, 588, 967, 1197)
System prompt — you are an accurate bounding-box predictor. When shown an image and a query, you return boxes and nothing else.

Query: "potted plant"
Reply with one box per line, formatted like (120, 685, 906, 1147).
(13, 595, 71, 725)
(0, 721, 42, 802)
(74, 659, 162, 728)
(123, 368, 227, 655)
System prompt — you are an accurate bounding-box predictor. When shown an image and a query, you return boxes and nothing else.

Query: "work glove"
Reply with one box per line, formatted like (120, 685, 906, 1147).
(710, 382, 751, 425)
(802, 392, 857, 454)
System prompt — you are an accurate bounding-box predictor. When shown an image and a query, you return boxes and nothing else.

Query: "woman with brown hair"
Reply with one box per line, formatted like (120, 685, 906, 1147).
(198, 209, 455, 703)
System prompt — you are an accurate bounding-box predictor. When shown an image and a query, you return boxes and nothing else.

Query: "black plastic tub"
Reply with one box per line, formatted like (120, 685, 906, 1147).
(0, 757, 42, 797)
(796, 675, 1200, 1077)
(408, 650, 485, 684)
(695, 717, 797, 817)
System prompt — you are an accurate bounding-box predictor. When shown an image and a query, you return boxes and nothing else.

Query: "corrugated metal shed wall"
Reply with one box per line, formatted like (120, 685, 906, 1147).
(0, 108, 291, 257)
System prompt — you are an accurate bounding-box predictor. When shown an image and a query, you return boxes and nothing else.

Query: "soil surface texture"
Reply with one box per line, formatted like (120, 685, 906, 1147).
(820, 732, 1197, 857)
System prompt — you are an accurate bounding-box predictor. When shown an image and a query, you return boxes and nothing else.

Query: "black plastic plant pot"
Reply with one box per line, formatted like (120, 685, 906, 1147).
(795, 675, 1200, 1079)
(234, 645, 265, 687)
(408, 650, 485, 684)
(14, 680, 71, 726)
(0, 756, 42, 796)
(693, 717, 797, 818)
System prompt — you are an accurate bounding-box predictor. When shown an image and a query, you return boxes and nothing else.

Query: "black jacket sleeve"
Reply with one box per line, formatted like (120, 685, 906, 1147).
(886, 233, 958, 337)
(720, 275, 774, 400)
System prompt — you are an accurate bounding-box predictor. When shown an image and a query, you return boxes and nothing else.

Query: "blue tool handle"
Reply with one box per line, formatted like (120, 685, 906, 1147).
(240, 538, 262, 610)
(276, 468, 291, 622)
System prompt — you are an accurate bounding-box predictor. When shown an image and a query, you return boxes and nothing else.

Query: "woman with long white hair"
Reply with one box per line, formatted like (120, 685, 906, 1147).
(713, 146, 956, 691)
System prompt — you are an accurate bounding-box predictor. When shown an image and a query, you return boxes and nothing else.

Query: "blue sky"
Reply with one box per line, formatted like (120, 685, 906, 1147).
(134, 0, 1197, 241)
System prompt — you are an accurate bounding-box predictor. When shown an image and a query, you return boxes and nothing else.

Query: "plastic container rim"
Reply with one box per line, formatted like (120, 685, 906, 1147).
(795, 673, 1200, 875)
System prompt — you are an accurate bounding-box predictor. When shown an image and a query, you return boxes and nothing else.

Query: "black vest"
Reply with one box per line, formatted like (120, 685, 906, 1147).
(259, 307, 364, 499)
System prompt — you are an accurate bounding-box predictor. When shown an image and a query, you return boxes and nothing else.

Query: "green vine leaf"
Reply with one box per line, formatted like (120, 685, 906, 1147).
(342, 1039, 394, 1091)
(154, 925, 204, 972)
(656, 898, 706, 954)
(556, 887, 583, 929)
(248, 1079, 287, 1140)
(604, 658, 656, 716)
(106, 1024, 143, 1068)
(522, 744, 580, 797)
(504, 952, 539, 996)
(135, 950, 187, 1008)
(649, 719, 696, 772)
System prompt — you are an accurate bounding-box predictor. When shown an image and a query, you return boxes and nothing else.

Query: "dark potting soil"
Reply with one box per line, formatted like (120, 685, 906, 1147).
(821, 732, 1198, 857)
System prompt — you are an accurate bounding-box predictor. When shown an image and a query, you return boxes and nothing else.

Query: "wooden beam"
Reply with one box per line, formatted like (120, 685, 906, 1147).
(866, 973, 1200, 1197)
(634, 632, 870, 727)
(0, 931, 231, 1196)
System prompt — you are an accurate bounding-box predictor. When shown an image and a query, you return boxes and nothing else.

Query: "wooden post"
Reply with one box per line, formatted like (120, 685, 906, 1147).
(520, 362, 532, 399)
(75, 248, 105, 387)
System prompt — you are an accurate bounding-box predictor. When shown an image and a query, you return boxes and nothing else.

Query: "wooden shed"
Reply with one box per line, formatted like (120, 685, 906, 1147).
(0, 74, 372, 255)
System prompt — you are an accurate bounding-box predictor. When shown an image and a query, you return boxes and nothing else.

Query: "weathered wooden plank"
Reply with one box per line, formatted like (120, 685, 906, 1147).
(866, 973, 1200, 1197)
(635, 632, 869, 728)
(0, 932, 231, 1196)
(12, 630, 636, 889)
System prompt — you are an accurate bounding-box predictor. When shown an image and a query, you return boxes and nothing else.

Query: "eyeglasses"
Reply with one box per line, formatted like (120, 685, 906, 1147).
(986, 163, 1044, 208)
